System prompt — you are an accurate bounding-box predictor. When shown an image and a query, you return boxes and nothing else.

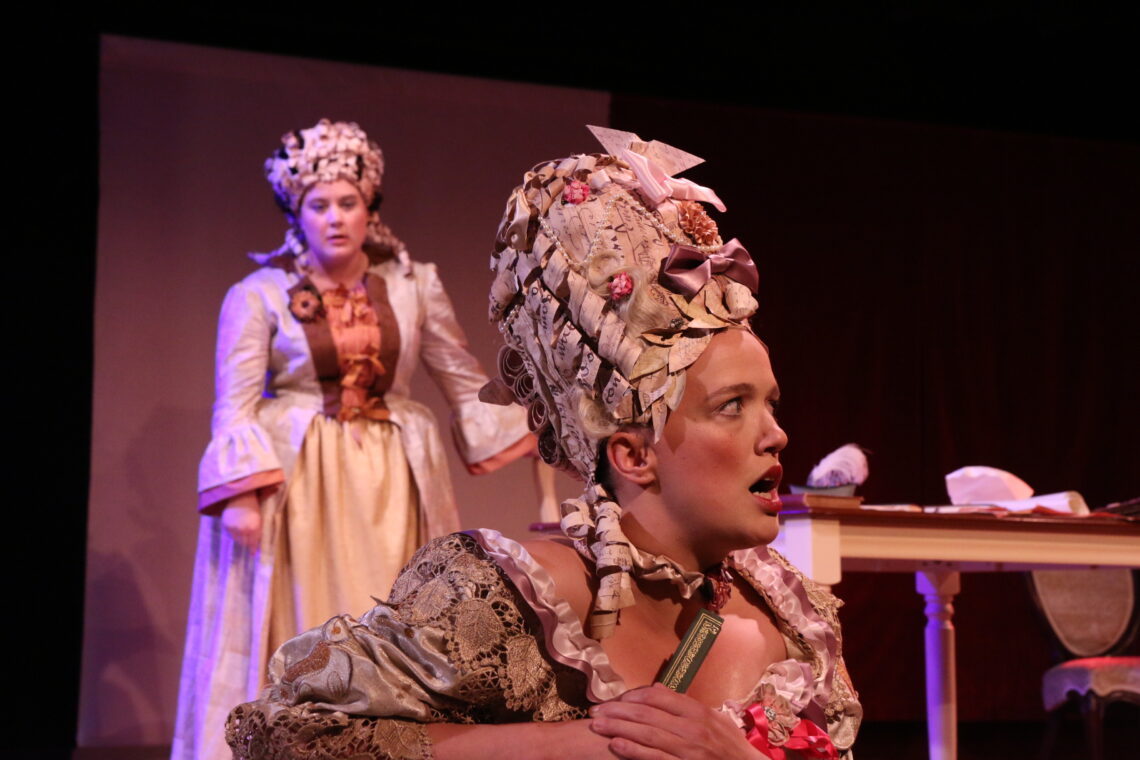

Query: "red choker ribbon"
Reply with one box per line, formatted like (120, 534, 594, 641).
(702, 563, 734, 613)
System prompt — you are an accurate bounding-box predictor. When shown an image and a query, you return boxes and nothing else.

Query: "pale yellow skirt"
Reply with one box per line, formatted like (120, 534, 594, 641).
(267, 415, 424, 654)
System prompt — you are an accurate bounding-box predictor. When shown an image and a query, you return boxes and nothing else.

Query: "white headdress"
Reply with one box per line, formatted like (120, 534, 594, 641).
(254, 119, 406, 266)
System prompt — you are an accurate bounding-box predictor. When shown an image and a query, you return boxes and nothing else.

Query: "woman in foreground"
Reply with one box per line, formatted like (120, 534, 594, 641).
(227, 128, 862, 759)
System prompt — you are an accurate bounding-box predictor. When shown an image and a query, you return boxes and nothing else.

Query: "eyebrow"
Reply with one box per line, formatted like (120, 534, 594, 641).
(709, 381, 780, 401)
(707, 382, 756, 401)
(307, 192, 358, 203)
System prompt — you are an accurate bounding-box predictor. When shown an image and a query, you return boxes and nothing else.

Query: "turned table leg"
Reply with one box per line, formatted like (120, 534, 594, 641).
(916, 569, 960, 760)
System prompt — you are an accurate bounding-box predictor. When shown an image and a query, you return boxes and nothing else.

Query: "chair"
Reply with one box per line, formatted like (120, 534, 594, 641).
(1028, 568, 1140, 760)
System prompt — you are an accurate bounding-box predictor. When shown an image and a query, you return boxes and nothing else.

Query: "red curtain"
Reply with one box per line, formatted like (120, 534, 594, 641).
(613, 94, 1140, 719)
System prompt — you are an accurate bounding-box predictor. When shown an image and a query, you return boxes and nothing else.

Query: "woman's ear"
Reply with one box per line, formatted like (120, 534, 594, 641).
(606, 429, 656, 487)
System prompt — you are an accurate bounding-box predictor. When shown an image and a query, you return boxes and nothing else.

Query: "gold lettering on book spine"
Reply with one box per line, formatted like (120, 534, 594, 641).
(660, 610, 724, 692)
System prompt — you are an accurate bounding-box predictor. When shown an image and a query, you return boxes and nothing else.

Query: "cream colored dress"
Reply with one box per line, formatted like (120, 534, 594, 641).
(172, 254, 527, 760)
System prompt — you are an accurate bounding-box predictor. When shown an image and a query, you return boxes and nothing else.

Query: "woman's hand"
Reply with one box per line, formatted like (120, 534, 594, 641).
(590, 684, 771, 760)
(222, 494, 262, 550)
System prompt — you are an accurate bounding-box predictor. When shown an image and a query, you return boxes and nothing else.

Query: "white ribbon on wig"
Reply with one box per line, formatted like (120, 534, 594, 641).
(621, 149, 727, 212)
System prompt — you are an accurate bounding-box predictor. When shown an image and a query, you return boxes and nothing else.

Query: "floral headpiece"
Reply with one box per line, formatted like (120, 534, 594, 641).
(486, 127, 761, 637)
(253, 119, 406, 266)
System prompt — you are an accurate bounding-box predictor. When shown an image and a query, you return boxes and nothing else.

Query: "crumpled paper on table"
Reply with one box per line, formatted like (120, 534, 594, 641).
(944, 465, 1089, 515)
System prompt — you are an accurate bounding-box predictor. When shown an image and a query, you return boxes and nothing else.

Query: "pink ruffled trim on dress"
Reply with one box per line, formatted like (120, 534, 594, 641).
(198, 468, 285, 515)
(471, 529, 626, 702)
(728, 546, 840, 718)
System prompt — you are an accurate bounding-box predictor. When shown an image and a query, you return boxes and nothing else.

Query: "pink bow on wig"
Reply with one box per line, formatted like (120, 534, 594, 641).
(659, 238, 759, 295)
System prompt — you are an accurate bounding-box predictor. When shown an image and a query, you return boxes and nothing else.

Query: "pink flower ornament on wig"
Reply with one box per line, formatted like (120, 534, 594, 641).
(608, 272, 633, 300)
(563, 179, 591, 204)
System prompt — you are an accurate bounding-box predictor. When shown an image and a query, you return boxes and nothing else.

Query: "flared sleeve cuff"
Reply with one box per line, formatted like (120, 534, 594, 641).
(450, 400, 530, 466)
(198, 469, 285, 515)
(198, 423, 284, 510)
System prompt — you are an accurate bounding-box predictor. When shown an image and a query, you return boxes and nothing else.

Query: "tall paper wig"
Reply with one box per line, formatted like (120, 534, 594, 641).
(486, 127, 761, 636)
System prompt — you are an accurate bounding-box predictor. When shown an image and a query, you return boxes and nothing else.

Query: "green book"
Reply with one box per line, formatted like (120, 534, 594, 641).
(657, 608, 724, 693)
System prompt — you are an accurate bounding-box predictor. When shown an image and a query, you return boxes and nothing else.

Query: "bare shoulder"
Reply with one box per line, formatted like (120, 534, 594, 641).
(521, 538, 594, 628)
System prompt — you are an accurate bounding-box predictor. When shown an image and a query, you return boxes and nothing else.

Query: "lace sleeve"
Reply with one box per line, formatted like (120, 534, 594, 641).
(226, 534, 588, 760)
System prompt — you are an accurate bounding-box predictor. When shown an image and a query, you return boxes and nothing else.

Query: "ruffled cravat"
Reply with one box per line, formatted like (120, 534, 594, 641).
(561, 483, 734, 637)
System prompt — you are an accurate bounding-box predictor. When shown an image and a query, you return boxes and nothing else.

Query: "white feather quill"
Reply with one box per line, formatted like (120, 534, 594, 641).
(807, 444, 869, 488)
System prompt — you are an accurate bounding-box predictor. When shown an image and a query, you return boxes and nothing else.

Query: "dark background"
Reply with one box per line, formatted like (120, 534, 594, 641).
(612, 93, 1139, 722)
(11, 4, 1138, 754)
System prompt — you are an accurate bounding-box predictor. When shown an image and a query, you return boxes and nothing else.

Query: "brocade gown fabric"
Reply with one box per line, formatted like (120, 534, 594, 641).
(172, 257, 527, 760)
(226, 531, 862, 760)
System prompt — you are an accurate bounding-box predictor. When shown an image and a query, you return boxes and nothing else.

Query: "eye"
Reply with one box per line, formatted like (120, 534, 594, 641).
(339, 197, 359, 210)
(307, 200, 328, 213)
(718, 397, 744, 416)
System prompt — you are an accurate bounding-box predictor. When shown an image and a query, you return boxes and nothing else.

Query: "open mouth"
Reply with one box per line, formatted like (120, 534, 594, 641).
(750, 479, 777, 494)
(749, 465, 784, 499)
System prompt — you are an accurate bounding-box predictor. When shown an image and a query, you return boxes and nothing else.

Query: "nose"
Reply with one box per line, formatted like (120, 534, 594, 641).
(757, 414, 788, 456)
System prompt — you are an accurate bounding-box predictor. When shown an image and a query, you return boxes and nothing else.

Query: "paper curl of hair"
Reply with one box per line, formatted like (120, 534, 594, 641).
(253, 119, 406, 265)
(487, 128, 761, 637)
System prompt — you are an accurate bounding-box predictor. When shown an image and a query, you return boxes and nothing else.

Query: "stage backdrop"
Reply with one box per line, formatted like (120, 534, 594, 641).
(86, 35, 608, 747)
(89, 33, 1140, 750)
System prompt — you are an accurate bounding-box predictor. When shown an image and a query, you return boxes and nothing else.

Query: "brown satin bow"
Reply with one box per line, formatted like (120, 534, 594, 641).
(658, 238, 759, 295)
(341, 353, 387, 389)
(337, 395, 391, 423)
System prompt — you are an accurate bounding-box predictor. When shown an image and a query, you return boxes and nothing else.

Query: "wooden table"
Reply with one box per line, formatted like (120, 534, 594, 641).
(770, 507, 1140, 760)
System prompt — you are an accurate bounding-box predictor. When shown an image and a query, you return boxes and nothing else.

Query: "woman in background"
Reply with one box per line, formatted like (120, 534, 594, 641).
(173, 119, 531, 760)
